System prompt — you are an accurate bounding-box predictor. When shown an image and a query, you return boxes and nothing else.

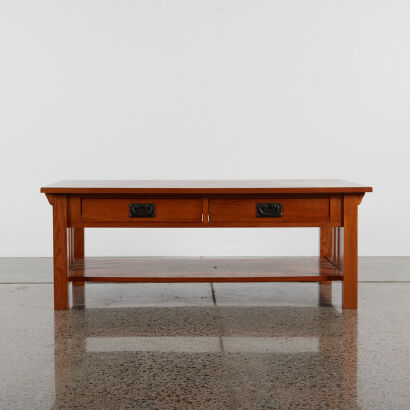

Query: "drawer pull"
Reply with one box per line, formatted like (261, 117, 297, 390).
(256, 203, 282, 218)
(129, 203, 156, 218)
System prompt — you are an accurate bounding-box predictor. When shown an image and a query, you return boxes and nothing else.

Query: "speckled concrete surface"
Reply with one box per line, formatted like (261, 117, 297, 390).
(0, 258, 410, 409)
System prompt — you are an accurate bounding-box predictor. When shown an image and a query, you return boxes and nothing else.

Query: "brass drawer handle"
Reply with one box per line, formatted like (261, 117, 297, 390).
(256, 203, 282, 218)
(129, 203, 156, 218)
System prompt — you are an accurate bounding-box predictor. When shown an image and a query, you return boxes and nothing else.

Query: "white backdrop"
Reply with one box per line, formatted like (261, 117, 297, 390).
(1, 0, 409, 256)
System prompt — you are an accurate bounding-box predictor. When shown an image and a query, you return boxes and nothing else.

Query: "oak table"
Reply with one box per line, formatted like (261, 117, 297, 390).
(41, 180, 372, 310)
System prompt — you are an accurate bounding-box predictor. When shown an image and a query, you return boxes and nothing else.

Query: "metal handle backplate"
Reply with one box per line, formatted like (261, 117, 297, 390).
(129, 203, 156, 218)
(256, 203, 282, 218)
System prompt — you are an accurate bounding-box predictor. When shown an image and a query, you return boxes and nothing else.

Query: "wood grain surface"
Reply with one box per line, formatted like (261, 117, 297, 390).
(342, 195, 359, 308)
(51, 195, 69, 309)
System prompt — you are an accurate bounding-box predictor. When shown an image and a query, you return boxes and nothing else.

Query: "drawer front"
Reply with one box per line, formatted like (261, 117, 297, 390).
(209, 198, 330, 223)
(81, 198, 203, 223)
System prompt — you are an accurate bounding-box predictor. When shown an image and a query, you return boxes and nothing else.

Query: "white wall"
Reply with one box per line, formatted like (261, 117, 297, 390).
(1, 0, 409, 257)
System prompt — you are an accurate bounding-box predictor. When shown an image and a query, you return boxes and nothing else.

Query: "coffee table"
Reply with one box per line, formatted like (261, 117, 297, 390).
(41, 180, 372, 310)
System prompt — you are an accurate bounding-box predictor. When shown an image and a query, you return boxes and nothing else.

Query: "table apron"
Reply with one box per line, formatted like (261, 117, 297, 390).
(66, 194, 344, 228)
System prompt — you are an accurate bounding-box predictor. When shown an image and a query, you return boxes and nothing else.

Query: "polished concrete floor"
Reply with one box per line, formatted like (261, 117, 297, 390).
(0, 257, 410, 409)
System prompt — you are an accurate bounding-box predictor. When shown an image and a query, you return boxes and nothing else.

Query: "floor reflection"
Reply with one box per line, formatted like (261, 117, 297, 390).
(52, 286, 358, 409)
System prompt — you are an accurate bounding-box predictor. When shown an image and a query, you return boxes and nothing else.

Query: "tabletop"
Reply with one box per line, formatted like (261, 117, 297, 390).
(41, 179, 373, 194)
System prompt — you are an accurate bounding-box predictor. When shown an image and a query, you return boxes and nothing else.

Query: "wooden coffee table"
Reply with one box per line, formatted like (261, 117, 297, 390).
(41, 180, 372, 310)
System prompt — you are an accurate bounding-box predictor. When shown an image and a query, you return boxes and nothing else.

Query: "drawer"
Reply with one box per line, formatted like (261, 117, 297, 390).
(209, 198, 330, 223)
(81, 198, 203, 223)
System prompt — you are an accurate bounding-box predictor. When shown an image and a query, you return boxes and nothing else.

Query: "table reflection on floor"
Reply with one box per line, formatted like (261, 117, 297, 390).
(53, 285, 357, 409)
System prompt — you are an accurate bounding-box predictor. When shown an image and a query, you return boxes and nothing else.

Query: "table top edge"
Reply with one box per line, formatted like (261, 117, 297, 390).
(40, 179, 373, 194)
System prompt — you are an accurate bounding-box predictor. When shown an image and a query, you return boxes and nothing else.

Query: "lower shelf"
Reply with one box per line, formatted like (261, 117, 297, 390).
(69, 257, 342, 283)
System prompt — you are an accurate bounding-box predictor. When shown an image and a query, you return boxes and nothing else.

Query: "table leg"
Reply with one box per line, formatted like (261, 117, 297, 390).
(71, 227, 85, 287)
(51, 195, 69, 310)
(319, 226, 333, 306)
(342, 195, 359, 309)
(72, 228, 84, 259)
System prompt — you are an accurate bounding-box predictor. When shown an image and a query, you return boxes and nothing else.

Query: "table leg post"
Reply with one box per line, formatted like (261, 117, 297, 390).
(73, 228, 84, 260)
(50, 194, 69, 310)
(72, 228, 85, 287)
(342, 195, 359, 309)
(319, 226, 333, 306)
